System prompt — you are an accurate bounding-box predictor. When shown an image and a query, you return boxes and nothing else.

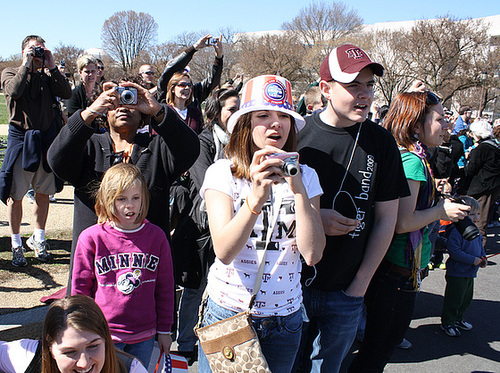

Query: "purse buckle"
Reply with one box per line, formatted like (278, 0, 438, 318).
(222, 346, 235, 360)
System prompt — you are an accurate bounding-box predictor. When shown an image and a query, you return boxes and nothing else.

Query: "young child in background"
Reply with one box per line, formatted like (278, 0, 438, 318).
(71, 163, 175, 366)
(441, 196, 487, 337)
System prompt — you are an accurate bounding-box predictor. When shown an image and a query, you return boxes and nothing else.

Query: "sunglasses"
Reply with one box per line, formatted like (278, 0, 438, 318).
(97, 66, 104, 71)
(141, 71, 154, 75)
(177, 82, 192, 88)
(426, 91, 440, 106)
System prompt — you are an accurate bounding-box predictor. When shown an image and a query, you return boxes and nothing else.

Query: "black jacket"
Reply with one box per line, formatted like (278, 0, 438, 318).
(47, 104, 200, 251)
(464, 138, 500, 196)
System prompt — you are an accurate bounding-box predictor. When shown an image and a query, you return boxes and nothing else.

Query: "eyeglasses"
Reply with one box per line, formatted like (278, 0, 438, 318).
(141, 71, 154, 75)
(177, 82, 192, 88)
(97, 66, 104, 71)
(426, 91, 440, 106)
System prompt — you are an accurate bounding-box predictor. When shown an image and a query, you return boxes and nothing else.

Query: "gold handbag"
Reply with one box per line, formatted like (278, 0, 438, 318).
(195, 310, 270, 372)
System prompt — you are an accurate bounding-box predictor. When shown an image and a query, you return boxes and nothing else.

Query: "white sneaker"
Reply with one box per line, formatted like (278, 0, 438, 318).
(27, 235, 52, 263)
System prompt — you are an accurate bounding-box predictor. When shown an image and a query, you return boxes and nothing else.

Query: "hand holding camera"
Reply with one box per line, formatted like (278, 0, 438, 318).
(264, 152, 300, 177)
(441, 194, 479, 241)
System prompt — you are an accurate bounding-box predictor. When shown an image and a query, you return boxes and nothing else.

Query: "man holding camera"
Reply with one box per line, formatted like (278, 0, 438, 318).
(0, 35, 72, 267)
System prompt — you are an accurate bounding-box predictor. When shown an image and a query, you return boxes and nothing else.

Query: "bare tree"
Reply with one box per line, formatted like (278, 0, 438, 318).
(235, 34, 307, 92)
(280, 1, 363, 84)
(53, 43, 84, 85)
(357, 30, 415, 105)
(398, 16, 492, 105)
(101, 10, 158, 74)
(282, 1, 362, 50)
(140, 41, 179, 78)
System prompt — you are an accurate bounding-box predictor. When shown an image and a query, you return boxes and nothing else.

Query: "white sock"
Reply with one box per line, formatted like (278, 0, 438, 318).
(34, 228, 45, 242)
(11, 234, 22, 248)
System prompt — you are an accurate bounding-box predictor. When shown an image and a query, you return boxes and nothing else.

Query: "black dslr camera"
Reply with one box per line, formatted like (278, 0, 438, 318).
(33, 46, 45, 58)
(442, 195, 480, 241)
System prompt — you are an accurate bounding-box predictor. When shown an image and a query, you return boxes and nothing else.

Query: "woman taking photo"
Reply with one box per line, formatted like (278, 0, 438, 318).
(0, 295, 147, 372)
(67, 55, 99, 117)
(349, 91, 470, 372)
(197, 75, 325, 373)
(48, 80, 199, 291)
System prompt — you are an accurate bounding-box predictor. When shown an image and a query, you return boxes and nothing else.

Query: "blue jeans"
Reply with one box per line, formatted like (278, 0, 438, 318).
(348, 261, 417, 373)
(295, 287, 364, 373)
(198, 298, 302, 373)
(115, 336, 155, 368)
(177, 277, 207, 351)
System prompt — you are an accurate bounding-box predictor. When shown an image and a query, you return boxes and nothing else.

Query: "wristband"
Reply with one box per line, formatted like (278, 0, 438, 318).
(153, 106, 165, 120)
(245, 196, 261, 215)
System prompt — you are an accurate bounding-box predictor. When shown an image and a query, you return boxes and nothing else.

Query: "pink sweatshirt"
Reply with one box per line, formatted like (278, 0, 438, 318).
(72, 221, 174, 344)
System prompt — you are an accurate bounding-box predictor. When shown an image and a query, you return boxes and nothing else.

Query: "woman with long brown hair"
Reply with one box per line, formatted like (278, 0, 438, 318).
(197, 75, 325, 372)
(0, 295, 147, 373)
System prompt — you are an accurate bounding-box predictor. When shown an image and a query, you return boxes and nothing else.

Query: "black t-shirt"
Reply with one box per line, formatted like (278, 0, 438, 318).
(298, 112, 409, 291)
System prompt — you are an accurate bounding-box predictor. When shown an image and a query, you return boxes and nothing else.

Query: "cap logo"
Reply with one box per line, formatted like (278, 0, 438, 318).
(345, 48, 365, 60)
(263, 78, 286, 105)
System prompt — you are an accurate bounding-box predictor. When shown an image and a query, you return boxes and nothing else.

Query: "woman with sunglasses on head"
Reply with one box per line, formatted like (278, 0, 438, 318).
(67, 55, 99, 117)
(165, 72, 204, 134)
(197, 76, 325, 373)
(0, 295, 147, 373)
(349, 91, 470, 372)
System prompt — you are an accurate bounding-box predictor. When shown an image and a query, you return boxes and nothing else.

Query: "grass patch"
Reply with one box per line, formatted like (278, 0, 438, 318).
(0, 93, 8, 125)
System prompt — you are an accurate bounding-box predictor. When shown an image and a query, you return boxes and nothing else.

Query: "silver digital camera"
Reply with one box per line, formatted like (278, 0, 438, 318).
(206, 37, 218, 46)
(116, 87, 138, 105)
(265, 152, 300, 177)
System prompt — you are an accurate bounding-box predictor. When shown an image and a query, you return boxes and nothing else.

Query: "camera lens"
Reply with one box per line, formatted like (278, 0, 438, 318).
(121, 90, 134, 105)
(453, 216, 480, 241)
(284, 163, 299, 177)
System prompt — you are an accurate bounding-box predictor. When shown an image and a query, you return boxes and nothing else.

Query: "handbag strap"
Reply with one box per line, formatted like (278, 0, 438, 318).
(248, 185, 283, 309)
(195, 184, 284, 329)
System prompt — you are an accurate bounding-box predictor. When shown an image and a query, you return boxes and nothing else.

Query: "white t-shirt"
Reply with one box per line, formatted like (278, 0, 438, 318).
(174, 107, 188, 120)
(201, 159, 322, 317)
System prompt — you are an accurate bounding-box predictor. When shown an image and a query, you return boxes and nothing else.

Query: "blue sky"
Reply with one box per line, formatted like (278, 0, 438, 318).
(1, 0, 499, 59)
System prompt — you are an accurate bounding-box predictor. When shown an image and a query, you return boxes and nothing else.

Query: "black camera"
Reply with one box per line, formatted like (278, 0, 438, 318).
(116, 87, 138, 105)
(443, 195, 480, 241)
(33, 46, 45, 58)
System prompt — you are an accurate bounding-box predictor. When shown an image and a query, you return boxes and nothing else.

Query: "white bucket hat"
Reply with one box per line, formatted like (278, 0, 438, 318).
(227, 75, 305, 133)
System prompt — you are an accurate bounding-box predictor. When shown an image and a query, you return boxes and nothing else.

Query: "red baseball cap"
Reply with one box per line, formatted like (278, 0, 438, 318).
(320, 44, 384, 83)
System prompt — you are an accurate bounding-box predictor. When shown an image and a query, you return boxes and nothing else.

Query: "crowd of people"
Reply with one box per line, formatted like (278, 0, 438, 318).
(0, 33, 497, 373)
